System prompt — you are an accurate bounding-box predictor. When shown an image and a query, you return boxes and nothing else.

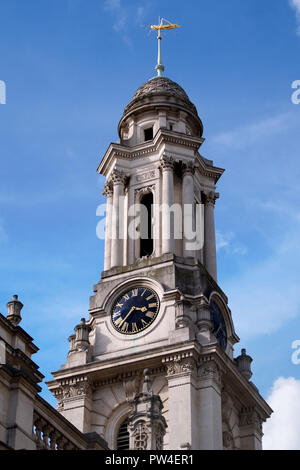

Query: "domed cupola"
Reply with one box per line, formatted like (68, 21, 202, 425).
(118, 76, 203, 146)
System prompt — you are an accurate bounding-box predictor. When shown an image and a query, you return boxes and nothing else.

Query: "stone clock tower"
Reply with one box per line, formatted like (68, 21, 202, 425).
(47, 69, 272, 450)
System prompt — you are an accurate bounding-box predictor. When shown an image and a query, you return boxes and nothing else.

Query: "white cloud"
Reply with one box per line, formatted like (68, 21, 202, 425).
(263, 377, 300, 449)
(216, 231, 247, 255)
(290, 0, 300, 35)
(104, 0, 131, 45)
(211, 113, 291, 150)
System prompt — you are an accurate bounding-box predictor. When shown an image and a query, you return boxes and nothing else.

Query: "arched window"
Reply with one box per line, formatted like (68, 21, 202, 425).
(116, 417, 130, 450)
(140, 192, 153, 258)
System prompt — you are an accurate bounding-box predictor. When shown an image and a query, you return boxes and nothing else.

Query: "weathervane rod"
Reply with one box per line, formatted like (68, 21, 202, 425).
(150, 18, 180, 77)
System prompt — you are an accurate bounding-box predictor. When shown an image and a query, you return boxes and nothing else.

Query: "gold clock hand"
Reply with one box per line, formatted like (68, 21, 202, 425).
(119, 306, 136, 327)
(135, 307, 147, 312)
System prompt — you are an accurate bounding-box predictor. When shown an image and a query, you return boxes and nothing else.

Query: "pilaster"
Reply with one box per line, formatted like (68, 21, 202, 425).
(163, 353, 198, 450)
(57, 377, 93, 434)
(197, 357, 223, 450)
(239, 407, 264, 450)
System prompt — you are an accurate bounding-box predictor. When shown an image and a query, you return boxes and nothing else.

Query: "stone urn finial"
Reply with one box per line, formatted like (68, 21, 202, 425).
(74, 318, 91, 352)
(142, 368, 152, 394)
(235, 349, 253, 381)
(7, 295, 23, 326)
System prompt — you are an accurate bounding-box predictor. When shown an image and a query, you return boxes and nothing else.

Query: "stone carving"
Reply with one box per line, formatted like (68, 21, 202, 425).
(159, 155, 175, 171)
(111, 169, 127, 186)
(223, 430, 234, 449)
(74, 318, 91, 352)
(59, 379, 91, 402)
(6, 294, 23, 326)
(198, 360, 221, 384)
(204, 191, 219, 207)
(234, 349, 253, 381)
(154, 422, 165, 451)
(128, 369, 167, 450)
(165, 356, 196, 376)
(175, 298, 196, 330)
(134, 184, 155, 198)
(182, 161, 195, 176)
(132, 422, 148, 450)
(135, 171, 156, 183)
(123, 376, 141, 402)
(102, 182, 113, 197)
(239, 407, 263, 433)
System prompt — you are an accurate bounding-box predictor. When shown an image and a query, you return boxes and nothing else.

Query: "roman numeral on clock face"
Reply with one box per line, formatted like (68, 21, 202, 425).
(114, 316, 123, 327)
(148, 302, 157, 308)
(146, 311, 154, 318)
(146, 294, 154, 301)
(121, 322, 129, 332)
(131, 322, 138, 333)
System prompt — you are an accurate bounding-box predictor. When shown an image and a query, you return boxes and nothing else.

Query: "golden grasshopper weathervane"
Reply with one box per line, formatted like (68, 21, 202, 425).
(150, 18, 180, 77)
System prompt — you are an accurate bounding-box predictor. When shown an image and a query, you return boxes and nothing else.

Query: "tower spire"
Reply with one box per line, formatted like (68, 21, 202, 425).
(150, 17, 180, 77)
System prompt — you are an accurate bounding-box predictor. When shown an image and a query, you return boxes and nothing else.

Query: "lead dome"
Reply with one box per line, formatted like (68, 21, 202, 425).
(118, 76, 203, 144)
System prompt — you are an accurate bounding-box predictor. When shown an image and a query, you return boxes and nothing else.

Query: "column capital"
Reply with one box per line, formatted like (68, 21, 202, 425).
(111, 169, 127, 185)
(198, 358, 222, 386)
(204, 191, 219, 207)
(182, 161, 195, 176)
(102, 182, 113, 197)
(163, 353, 197, 377)
(159, 154, 175, 171)
(239, 407, 263, 434)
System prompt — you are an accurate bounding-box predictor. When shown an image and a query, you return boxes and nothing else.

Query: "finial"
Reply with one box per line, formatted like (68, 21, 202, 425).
(150, 18, 180, 77)
(142, 368, 152, 393)
(7, 294, 23, 326)
(235, 348, 253, 381)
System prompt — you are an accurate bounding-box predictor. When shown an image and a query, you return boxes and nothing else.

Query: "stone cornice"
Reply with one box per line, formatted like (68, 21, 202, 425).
(97, 129, 205, 176)
(47, 340, 272, 421)
(195, 154, 225, 184)
(0, 313, 39, 355)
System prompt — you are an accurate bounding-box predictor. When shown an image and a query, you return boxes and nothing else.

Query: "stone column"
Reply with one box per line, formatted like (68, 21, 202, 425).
(128, 369, 167, 450)
(204, 191, 219, 281)
(163, 355, 198, 450)
(59, 379, 92, 434)
(197, 359, 223, 449)
(102, 182, 113, 271)
(239, 407, 264, 450)
(160, 155, 175, 255)
(111, 170, 126, 268)
(182, 162, 195, 258)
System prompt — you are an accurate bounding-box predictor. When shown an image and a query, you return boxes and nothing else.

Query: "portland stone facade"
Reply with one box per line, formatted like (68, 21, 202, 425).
(46, 75, 272, 450)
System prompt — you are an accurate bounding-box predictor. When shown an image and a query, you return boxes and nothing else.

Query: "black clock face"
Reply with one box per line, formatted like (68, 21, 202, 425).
(111, 287, 160, 335)
(210, 301, 227, 351)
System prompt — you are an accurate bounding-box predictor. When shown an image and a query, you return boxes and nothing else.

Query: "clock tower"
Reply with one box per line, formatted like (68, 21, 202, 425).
(47, 45, 272, 450)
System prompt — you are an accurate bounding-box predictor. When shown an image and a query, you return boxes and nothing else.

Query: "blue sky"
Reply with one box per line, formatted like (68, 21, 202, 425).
(1, 0, 300, 448)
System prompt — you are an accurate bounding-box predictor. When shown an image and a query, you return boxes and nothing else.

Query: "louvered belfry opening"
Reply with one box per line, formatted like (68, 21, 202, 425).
(140, 192, 154, 258)
(116, 417, 130, 450)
